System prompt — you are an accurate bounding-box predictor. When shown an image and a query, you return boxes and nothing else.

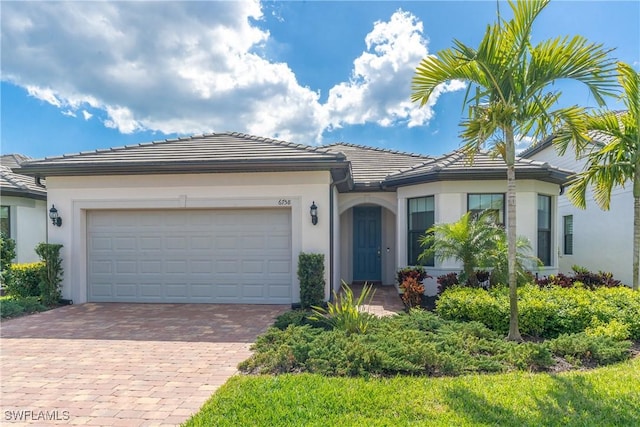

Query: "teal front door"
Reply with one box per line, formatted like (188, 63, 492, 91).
(353, 206, 382, 282)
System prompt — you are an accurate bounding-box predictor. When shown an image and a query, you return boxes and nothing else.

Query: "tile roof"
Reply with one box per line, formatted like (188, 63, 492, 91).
(325, 143, 431, 190)
(519, 111, 625, 158)
(384, 150, 574, 187)
(17, 132, 350, 180)
(0, 154, 47, 199)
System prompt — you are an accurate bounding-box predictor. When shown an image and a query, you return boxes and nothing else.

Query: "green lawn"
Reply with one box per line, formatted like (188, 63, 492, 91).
(184, 357, 640, 427)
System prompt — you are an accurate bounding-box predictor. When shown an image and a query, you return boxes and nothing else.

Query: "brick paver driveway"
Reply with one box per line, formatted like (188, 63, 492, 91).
(0, 303, 288, 426)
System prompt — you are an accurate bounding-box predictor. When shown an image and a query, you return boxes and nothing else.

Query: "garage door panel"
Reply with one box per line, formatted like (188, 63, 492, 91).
(114, 283, 137, 297)
(87, 209, 292, 303)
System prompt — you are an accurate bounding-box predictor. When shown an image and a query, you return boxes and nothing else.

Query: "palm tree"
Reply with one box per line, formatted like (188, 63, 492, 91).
(554, 62, 640, 290)
(419, 211, 501, 286)
(411, 0, 616, 340)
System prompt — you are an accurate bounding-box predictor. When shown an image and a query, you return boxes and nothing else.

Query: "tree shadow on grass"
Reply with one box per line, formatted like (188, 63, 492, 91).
(442, 374, 639, 426)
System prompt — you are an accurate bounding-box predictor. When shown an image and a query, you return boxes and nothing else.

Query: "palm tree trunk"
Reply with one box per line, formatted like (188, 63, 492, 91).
(505, 128, 522, 341)
(634, 195, 639, 291)
(633, 162, 639, 291)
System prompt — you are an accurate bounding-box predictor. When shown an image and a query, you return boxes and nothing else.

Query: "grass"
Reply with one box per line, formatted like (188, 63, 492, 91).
(184, 357, 640, 426)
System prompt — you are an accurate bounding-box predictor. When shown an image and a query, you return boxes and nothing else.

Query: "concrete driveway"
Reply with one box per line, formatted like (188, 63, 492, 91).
(0, 303, 288, 426)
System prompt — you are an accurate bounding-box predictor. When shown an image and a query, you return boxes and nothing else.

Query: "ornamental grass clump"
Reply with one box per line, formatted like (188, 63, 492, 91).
(309, 281, 375, 335)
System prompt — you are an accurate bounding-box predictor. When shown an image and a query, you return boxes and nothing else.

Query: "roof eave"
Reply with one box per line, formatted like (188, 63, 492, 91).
(0, 188, 47, 200)
(16, 159, 350, 178)
(383, 169, 572, 188)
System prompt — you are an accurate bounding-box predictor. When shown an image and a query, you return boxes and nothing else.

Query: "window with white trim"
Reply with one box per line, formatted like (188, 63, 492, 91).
(538, 195, 552, 266)
(0, 206, 9, 238)
(467, 193, 504, 225)
(408, 196, 434, 266)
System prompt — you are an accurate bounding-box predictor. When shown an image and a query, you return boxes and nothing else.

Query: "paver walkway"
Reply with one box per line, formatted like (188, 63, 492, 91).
(0, 303, 288, 426)
(0, 286, 404, 426)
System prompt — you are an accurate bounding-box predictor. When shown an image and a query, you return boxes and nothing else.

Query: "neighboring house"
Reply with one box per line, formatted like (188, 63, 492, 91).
(521, 133, 634, 286)
(0, 154, 47, 263)
(17, 133, 572, 304)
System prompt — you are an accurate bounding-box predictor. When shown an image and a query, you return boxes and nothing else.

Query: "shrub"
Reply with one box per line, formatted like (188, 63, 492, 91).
(0, 233, 16, 286)
(0, 296, 47, 319)
(436, 285, 640, 339)
(399, 276, 424, 309)
(273, 309, 327, 330)
(1, 298, 24, 318)
(585, 319, 631, 341)
(35, 243, 64, 305)
(396, 266, 430, 285)
(435, 286, 509, 333)
(309, 282, 375, 335)
(297, 253, 325, 308)
(501, 342, 554, 371)
(535, 266, 622, 289)
(239, 325, 323, 374)
(437, 272, 459, 294)
(241, 310, 560, 377)
(5, 262, 45, 298)
(548, 333, 632, 366)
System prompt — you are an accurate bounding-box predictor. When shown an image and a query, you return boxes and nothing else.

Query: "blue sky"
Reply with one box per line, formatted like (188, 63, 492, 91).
(2, 1, 639, 160)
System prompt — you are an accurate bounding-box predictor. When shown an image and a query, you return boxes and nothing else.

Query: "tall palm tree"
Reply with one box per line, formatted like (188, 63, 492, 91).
(554, 62, 640, 290)
(411, 0, 616, 340)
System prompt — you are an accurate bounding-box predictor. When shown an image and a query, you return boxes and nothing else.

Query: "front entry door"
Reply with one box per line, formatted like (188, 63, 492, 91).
(353, 206, 382, 282)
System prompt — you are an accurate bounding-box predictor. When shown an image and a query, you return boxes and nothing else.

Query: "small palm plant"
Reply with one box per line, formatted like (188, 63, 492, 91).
(419, 211, 501, 285)
(310, 281, 376, 335)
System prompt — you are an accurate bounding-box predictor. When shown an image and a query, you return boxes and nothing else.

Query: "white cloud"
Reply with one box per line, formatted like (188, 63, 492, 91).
(515, 135, 535, 155)
(1, 3, 460, 144)
(325, 10, 464, 130)
(61, 110, 76, 118)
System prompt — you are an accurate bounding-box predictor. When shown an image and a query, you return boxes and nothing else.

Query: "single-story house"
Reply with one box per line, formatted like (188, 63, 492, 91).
(521, 132, 633, 286)
(0, 154, 47, 263)
(17, 133, 572, 304)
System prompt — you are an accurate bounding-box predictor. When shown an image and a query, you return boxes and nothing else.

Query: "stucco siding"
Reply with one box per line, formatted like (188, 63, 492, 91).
(46, 171, 333, 304)
(397, 179, 561, 295)
(528, 146, 633, 286)
(2, 196, 47, 263)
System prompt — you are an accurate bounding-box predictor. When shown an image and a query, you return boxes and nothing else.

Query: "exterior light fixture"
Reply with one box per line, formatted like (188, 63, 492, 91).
(310, 201, 318, 225)
(49, 205, 62, 227)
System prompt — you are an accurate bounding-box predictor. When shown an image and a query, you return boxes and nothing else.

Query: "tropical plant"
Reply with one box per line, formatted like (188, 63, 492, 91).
(486, 230, 541, 286)
(399, 276, 425, 309)
(412, 0, 616, 340)
(553, 62, 640, 291)
(419, 211, 502, 286)
(309, 281, 375, 335)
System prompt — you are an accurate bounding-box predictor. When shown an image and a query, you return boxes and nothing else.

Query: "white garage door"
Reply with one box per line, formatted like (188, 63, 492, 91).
(87, 209, 292, 303)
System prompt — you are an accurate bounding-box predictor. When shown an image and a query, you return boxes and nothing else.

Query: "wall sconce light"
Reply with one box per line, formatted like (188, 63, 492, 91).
(49, 205, 62, 227)
(310, 201, 318, 225)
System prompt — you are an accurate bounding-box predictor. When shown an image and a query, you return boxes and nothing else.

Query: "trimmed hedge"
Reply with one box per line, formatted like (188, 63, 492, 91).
(436, 285, 640, 339)
(297, 253, 325, 308)
(4, 262, 45, 298)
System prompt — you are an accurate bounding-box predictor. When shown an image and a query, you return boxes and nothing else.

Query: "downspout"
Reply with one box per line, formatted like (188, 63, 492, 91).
(329, 173, 351, 303)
